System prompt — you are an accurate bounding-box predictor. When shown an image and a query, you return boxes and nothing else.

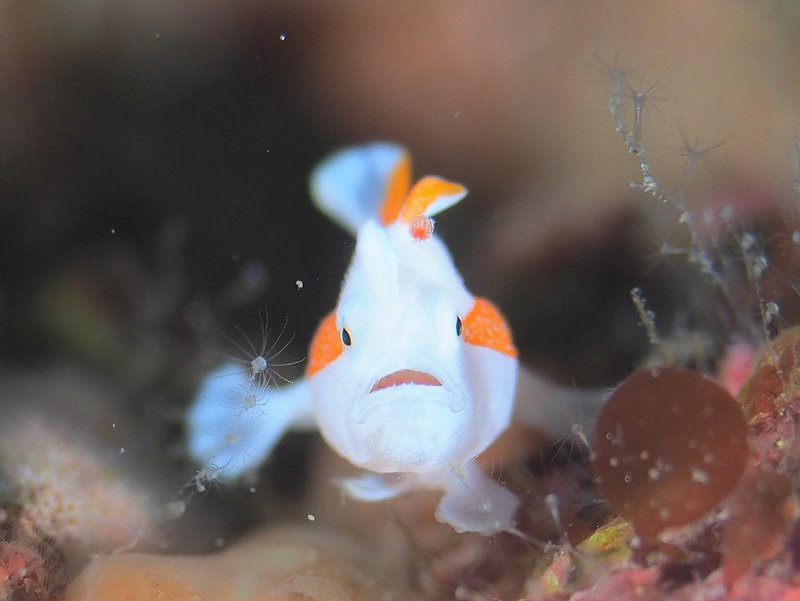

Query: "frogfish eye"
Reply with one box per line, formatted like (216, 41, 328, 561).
(341, 327, 352, 346)
(456, 316, 463, 337)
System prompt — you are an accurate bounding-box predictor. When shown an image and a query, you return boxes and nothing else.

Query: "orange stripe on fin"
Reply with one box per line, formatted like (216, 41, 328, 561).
(462, 298, 517, 358)
(379, 154, 411, 226)
(400, 176, 466, 224)
(306, 311, 343, 377)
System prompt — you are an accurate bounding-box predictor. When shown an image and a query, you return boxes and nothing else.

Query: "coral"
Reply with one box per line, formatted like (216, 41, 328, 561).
(528, 331, 800, 600)
(0, 416, 157, 556)
(0, 409, 161, 601)
(534, 518, 634, 599)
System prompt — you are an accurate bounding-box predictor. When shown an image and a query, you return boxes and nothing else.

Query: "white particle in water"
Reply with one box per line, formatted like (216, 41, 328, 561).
(164, 501, 186, 518)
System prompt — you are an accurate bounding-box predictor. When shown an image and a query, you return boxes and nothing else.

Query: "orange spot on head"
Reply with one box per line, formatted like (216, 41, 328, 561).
(379, 154, 411, 226)
(409, 214, 435, 241)
(461, 298, 517, 358)
(400, 177, 466, 224)
(306, 311, 343, 377)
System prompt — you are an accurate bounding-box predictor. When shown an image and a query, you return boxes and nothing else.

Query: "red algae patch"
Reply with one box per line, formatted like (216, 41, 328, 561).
(591, 367, 749, 540)
(737, 326, 800, 421)
(721, 470, 798, 585)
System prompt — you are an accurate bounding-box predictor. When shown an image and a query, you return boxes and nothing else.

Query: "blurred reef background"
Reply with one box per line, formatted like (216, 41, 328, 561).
(2, 1, 800, 600)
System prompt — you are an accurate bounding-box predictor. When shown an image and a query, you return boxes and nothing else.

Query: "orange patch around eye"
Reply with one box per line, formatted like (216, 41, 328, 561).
(462, 298, 517, 358)
(306, 310, 343, 377)
(379, 154, 411, 226)
(400, 176, 465, 224)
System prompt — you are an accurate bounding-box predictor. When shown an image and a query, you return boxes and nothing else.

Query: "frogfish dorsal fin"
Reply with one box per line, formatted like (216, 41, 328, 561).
(310, 142, 410, 235)
(398, 176, 467, 224)
(310, 142, 468, 234)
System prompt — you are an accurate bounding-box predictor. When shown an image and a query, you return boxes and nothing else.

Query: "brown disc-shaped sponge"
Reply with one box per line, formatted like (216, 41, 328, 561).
(591, 367, 749, 539)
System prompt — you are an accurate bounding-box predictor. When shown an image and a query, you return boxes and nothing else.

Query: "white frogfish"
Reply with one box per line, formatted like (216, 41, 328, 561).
(187, 142, 524, 534)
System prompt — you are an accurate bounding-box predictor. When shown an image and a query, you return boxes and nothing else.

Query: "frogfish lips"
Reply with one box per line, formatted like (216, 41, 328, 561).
(369, 369, 442, 393)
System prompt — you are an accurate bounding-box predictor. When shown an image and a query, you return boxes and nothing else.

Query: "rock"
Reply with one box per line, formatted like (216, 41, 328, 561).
(63, 526, 413, 601)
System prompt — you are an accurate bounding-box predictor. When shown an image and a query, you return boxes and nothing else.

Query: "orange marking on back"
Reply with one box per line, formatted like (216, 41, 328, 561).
(379, 154, 411, 226)
(400, 177, 465, 224)
(462, 298, 517, 358)
(306, 310, 343, 377)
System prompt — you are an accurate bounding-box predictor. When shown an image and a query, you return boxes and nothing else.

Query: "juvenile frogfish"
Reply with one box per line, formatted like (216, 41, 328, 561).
(187, 143, 520, 534)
